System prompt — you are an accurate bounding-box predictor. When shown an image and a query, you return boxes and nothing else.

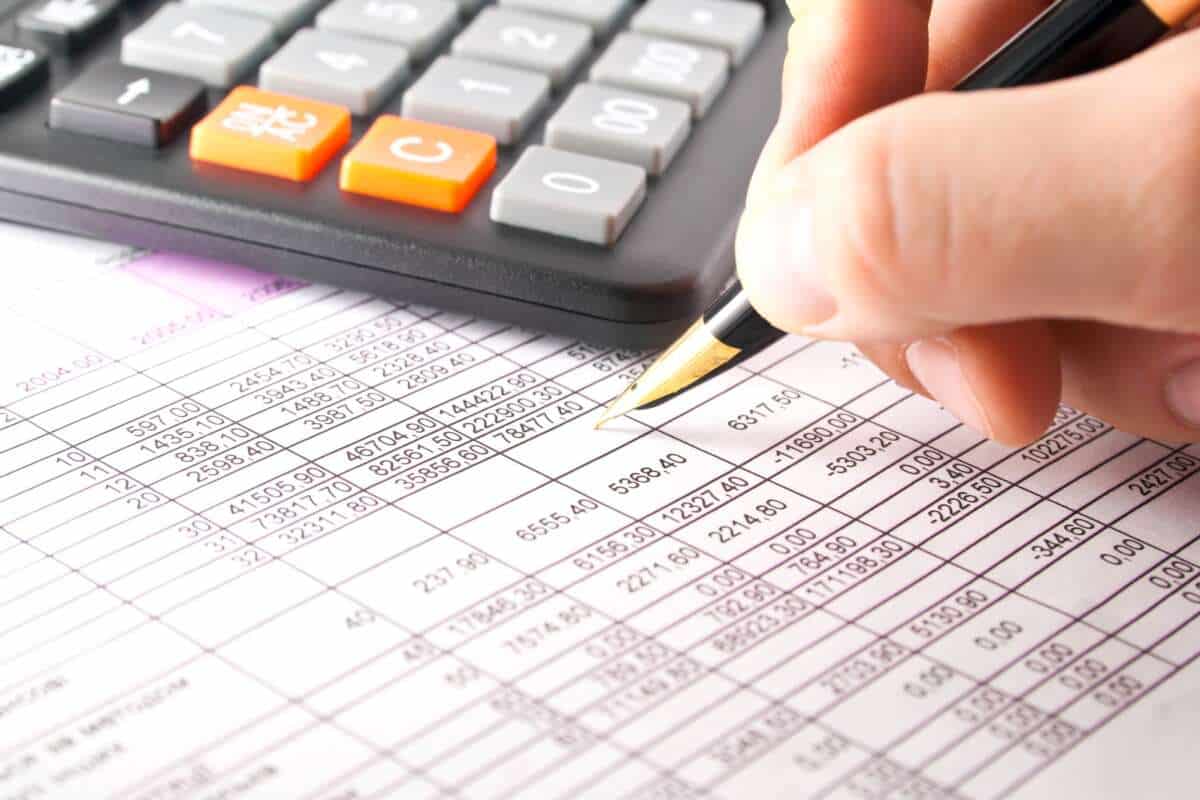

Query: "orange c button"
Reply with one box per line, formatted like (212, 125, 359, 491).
(339, 116, 497, 213)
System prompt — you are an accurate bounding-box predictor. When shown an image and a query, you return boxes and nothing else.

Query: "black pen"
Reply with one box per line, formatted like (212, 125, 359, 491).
(596, 0, 1196, 429)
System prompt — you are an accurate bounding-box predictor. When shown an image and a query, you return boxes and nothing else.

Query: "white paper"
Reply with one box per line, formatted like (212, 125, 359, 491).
(0, 223, 1197, 800)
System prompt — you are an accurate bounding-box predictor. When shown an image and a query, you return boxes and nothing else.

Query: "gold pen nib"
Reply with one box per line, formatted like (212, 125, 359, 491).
(594, 318, 741, 429)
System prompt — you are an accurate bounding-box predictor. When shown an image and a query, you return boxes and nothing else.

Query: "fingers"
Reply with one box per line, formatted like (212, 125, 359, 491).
(859, 319, 1200, 445)
(926, 0, 1055, 88)
(745, 0, 933, 210)
(859, 322, 1062, 446)
(737, 32, 1200, 344)
(1055, 322, 1200, 442)
(754, 0, 1064, 445)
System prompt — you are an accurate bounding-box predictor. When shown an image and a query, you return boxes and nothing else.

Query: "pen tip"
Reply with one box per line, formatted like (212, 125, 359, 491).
(593, 407, 618, 430)
(594, 317, 738, 432)
(594, 394, 631, 431)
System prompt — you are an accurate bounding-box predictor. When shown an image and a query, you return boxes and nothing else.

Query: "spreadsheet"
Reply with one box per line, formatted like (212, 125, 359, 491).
(0, 223, 1197, 800)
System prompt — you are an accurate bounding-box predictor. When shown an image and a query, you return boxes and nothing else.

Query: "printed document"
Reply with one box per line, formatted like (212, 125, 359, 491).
(1, 223, 1197, 800)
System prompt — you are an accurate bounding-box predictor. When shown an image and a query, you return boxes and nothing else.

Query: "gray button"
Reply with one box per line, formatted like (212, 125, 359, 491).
(590, 33, 728, 118)
(18, 0, 122, 53)
(491, 145, 646, 246)
(451, 8, 591, 87)
(260, 28, 409, 115)
(499, 0, 631, 33)
(545, 83, 690, 176)
(50, 60, 207, 147)
(401, 55, 549, 145)
(185, 0, 325, 35)
(630, 0, 764, 66)
(121, 4, 275, 87)
(316, 0, 458, 60)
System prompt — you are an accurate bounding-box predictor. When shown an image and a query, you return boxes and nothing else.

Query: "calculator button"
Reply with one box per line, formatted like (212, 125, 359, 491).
(316, 0, 458, 61)
(340, 116, 496, 212)
(190, 86, 351, 181)
(122, 4, 275, 87)
(498, 0, 631, 34)
(50, 61, 207, 147)
(590, 33, 728, 119)
(451, 8, 591, 87)
(18, 0, 121, 53)
(630, 0, 765, 66)
(491, 145, 646, 246)
(545, 83, 690, 176)
(260, 29, 409, 116)
(185, 0, 325, 36)
(0, 42, 48, 108)
(401, 55, 549, 146)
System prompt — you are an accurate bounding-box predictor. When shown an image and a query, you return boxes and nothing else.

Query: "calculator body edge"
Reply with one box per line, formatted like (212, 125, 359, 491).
(0, 0, 788, 348)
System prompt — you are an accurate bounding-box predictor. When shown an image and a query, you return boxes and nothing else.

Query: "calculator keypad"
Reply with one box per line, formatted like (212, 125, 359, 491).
(75, 0, 767, 239)
(259, 28, 409, 115)
(491, 145, 646, 245)
(451, 8, 592, 88)
(49, 60, 207, 146)
(401, 56, 549, 146)
(121, 3, 275, 87)
(315, 0, 458, 60)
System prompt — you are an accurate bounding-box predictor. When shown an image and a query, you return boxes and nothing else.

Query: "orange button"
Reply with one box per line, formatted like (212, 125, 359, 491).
(339, 116, 497, 213)
(190, 87, 351, 182)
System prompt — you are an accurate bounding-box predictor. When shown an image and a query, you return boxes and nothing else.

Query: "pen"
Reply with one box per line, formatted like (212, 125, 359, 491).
(596, 0, 1198, 429)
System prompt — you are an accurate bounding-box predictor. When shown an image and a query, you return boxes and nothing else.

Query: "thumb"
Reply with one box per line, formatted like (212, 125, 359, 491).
(736, 33, 1200, 343)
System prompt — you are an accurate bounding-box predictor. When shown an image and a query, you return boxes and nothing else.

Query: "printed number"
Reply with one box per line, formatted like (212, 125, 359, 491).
(543, 172, 599, 195)
(592, 97, 659, 136)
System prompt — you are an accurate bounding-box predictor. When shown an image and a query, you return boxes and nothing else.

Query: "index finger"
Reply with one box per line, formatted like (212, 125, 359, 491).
(745, 0, 932, 209)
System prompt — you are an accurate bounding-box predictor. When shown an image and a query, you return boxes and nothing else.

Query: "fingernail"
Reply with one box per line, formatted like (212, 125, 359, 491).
(1166, 360, 1200, 428)
(905, 338, 993, 438)
(736, 202, 837, 331)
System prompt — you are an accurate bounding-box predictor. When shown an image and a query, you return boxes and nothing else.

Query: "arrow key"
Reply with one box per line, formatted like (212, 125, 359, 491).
(49, 60, 207, 147)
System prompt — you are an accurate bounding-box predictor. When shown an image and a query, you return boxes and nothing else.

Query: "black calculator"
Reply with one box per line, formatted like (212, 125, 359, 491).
(0, 0, 785, 347)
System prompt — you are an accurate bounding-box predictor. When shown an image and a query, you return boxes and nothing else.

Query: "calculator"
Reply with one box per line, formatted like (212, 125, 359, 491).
(0, 0, 784, 347)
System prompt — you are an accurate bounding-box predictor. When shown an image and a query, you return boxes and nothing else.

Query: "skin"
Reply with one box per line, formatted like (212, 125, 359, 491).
(735, 0, 1200, 446)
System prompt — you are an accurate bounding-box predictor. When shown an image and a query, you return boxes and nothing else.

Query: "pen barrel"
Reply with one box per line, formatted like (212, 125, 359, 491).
(704, 283, 787, 351)
(956, 0, 1170, 90)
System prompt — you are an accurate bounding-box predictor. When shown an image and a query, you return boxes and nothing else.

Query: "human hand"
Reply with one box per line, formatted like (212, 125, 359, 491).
(736, 0, 1200, 445)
